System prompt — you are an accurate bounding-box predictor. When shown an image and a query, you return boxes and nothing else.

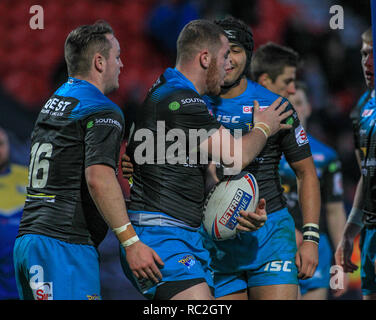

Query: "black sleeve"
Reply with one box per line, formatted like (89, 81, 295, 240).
(280, 103, 312, 163)
(82, 109, 125, 170)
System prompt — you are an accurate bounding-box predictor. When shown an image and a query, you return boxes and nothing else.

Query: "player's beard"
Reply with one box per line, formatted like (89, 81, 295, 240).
(206, 57, 221, 96)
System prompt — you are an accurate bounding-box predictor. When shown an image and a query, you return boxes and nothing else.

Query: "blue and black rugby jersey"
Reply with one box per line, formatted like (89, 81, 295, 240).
(204, 80, 312, 214)
(350, 89, 374, 150)
(279, 134, 343, 234)
(358, 96, 376, 225)
(18, 77, 125, 247)
(127, 68, 220, 228)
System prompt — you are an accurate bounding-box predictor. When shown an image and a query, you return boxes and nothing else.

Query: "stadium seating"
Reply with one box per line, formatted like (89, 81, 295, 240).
(0, 0, 166, 109)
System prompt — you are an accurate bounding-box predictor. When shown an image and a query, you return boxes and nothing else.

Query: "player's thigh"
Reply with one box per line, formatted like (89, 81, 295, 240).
(248, 284, 298, 300)
(170, 282, 214, 300)
(216, 289, 248, 300)
(301, 288, 328, 300)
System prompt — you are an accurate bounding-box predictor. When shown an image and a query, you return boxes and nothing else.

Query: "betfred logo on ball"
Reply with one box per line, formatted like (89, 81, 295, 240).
(218, 189, 252, 230)
(203, 172, 259, 241)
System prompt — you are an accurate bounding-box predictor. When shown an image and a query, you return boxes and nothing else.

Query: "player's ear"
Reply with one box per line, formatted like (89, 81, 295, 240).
(93, 53, 105, 73)
(199, 49, 210, 69)
(258, 73, 272, 88)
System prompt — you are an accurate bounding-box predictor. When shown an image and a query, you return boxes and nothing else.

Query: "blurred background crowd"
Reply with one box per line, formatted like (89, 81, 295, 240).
(0, 0, 372, 299)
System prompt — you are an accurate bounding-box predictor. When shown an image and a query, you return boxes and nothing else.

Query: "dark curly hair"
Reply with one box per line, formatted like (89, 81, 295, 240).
(214, 16, 254, 79)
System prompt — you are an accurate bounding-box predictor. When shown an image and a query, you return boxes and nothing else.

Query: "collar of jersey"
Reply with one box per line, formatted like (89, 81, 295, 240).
(163, 68, 199, 95)
(67, 76, 103, 93)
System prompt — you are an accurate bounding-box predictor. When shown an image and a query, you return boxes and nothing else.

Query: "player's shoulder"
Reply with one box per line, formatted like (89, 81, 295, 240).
(351, 89, 374, 120)
(55, 78, 123, 120)
(358, 89, 374, 109)
(360, 94, 376, 115)
(151, 68, 204, 105)
(246, 80, 284, 104)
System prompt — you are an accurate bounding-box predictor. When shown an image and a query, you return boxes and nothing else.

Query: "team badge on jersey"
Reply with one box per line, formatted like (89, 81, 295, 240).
(295, 125, 308, 146)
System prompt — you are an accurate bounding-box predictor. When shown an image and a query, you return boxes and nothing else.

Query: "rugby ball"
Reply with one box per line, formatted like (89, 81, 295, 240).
(203, 171, 259, 241)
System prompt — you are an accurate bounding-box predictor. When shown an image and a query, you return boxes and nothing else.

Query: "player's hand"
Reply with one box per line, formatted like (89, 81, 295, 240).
(335, 236, 358, 273)
(236, 198, 267, 232)
(295, 240, 318, 280)
(295, 229, 303, 248)
(121, 153, 134, 179)
(253, 98, 293, 136)
(125, 241, 164, 283)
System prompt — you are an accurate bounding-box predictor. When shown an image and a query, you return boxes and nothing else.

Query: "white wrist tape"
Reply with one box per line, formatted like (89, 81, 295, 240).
(302, 223, 320, 244)
(347, 207, 364, 228)
(121, 235, 140, 248)
(254, 122, 271, 138)
(113, 222, 132, 235)
(254, 126, 269, 139)
(113, 222, 140, 247)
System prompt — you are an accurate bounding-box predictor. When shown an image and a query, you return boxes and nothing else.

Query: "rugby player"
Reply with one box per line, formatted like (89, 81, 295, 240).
(335, 27, 376, 300)
(122, 18, 319, 300)
(198, 18, 320, 301)
(13, 21, 161, 300)
(279, 82, 347, 299)
(120, 19, 292, 300)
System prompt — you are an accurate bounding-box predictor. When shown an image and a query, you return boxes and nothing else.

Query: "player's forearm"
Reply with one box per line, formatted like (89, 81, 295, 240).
(344, 176, 364, 231)
(297, 170, 321, 226)
(351, 176, 363, 211)
(85, 164, 129, 229)
(326, 202, 347, 248)
(204, 126, 267, 174)
(240, 129, 267, 169)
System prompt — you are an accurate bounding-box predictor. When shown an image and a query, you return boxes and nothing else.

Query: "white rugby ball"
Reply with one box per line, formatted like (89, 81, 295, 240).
(203, 171, 259, 241)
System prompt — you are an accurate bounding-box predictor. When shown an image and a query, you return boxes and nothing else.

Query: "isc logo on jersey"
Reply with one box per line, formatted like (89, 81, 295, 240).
(216, 114, 240, 124)
(295, 125, 309, 146)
